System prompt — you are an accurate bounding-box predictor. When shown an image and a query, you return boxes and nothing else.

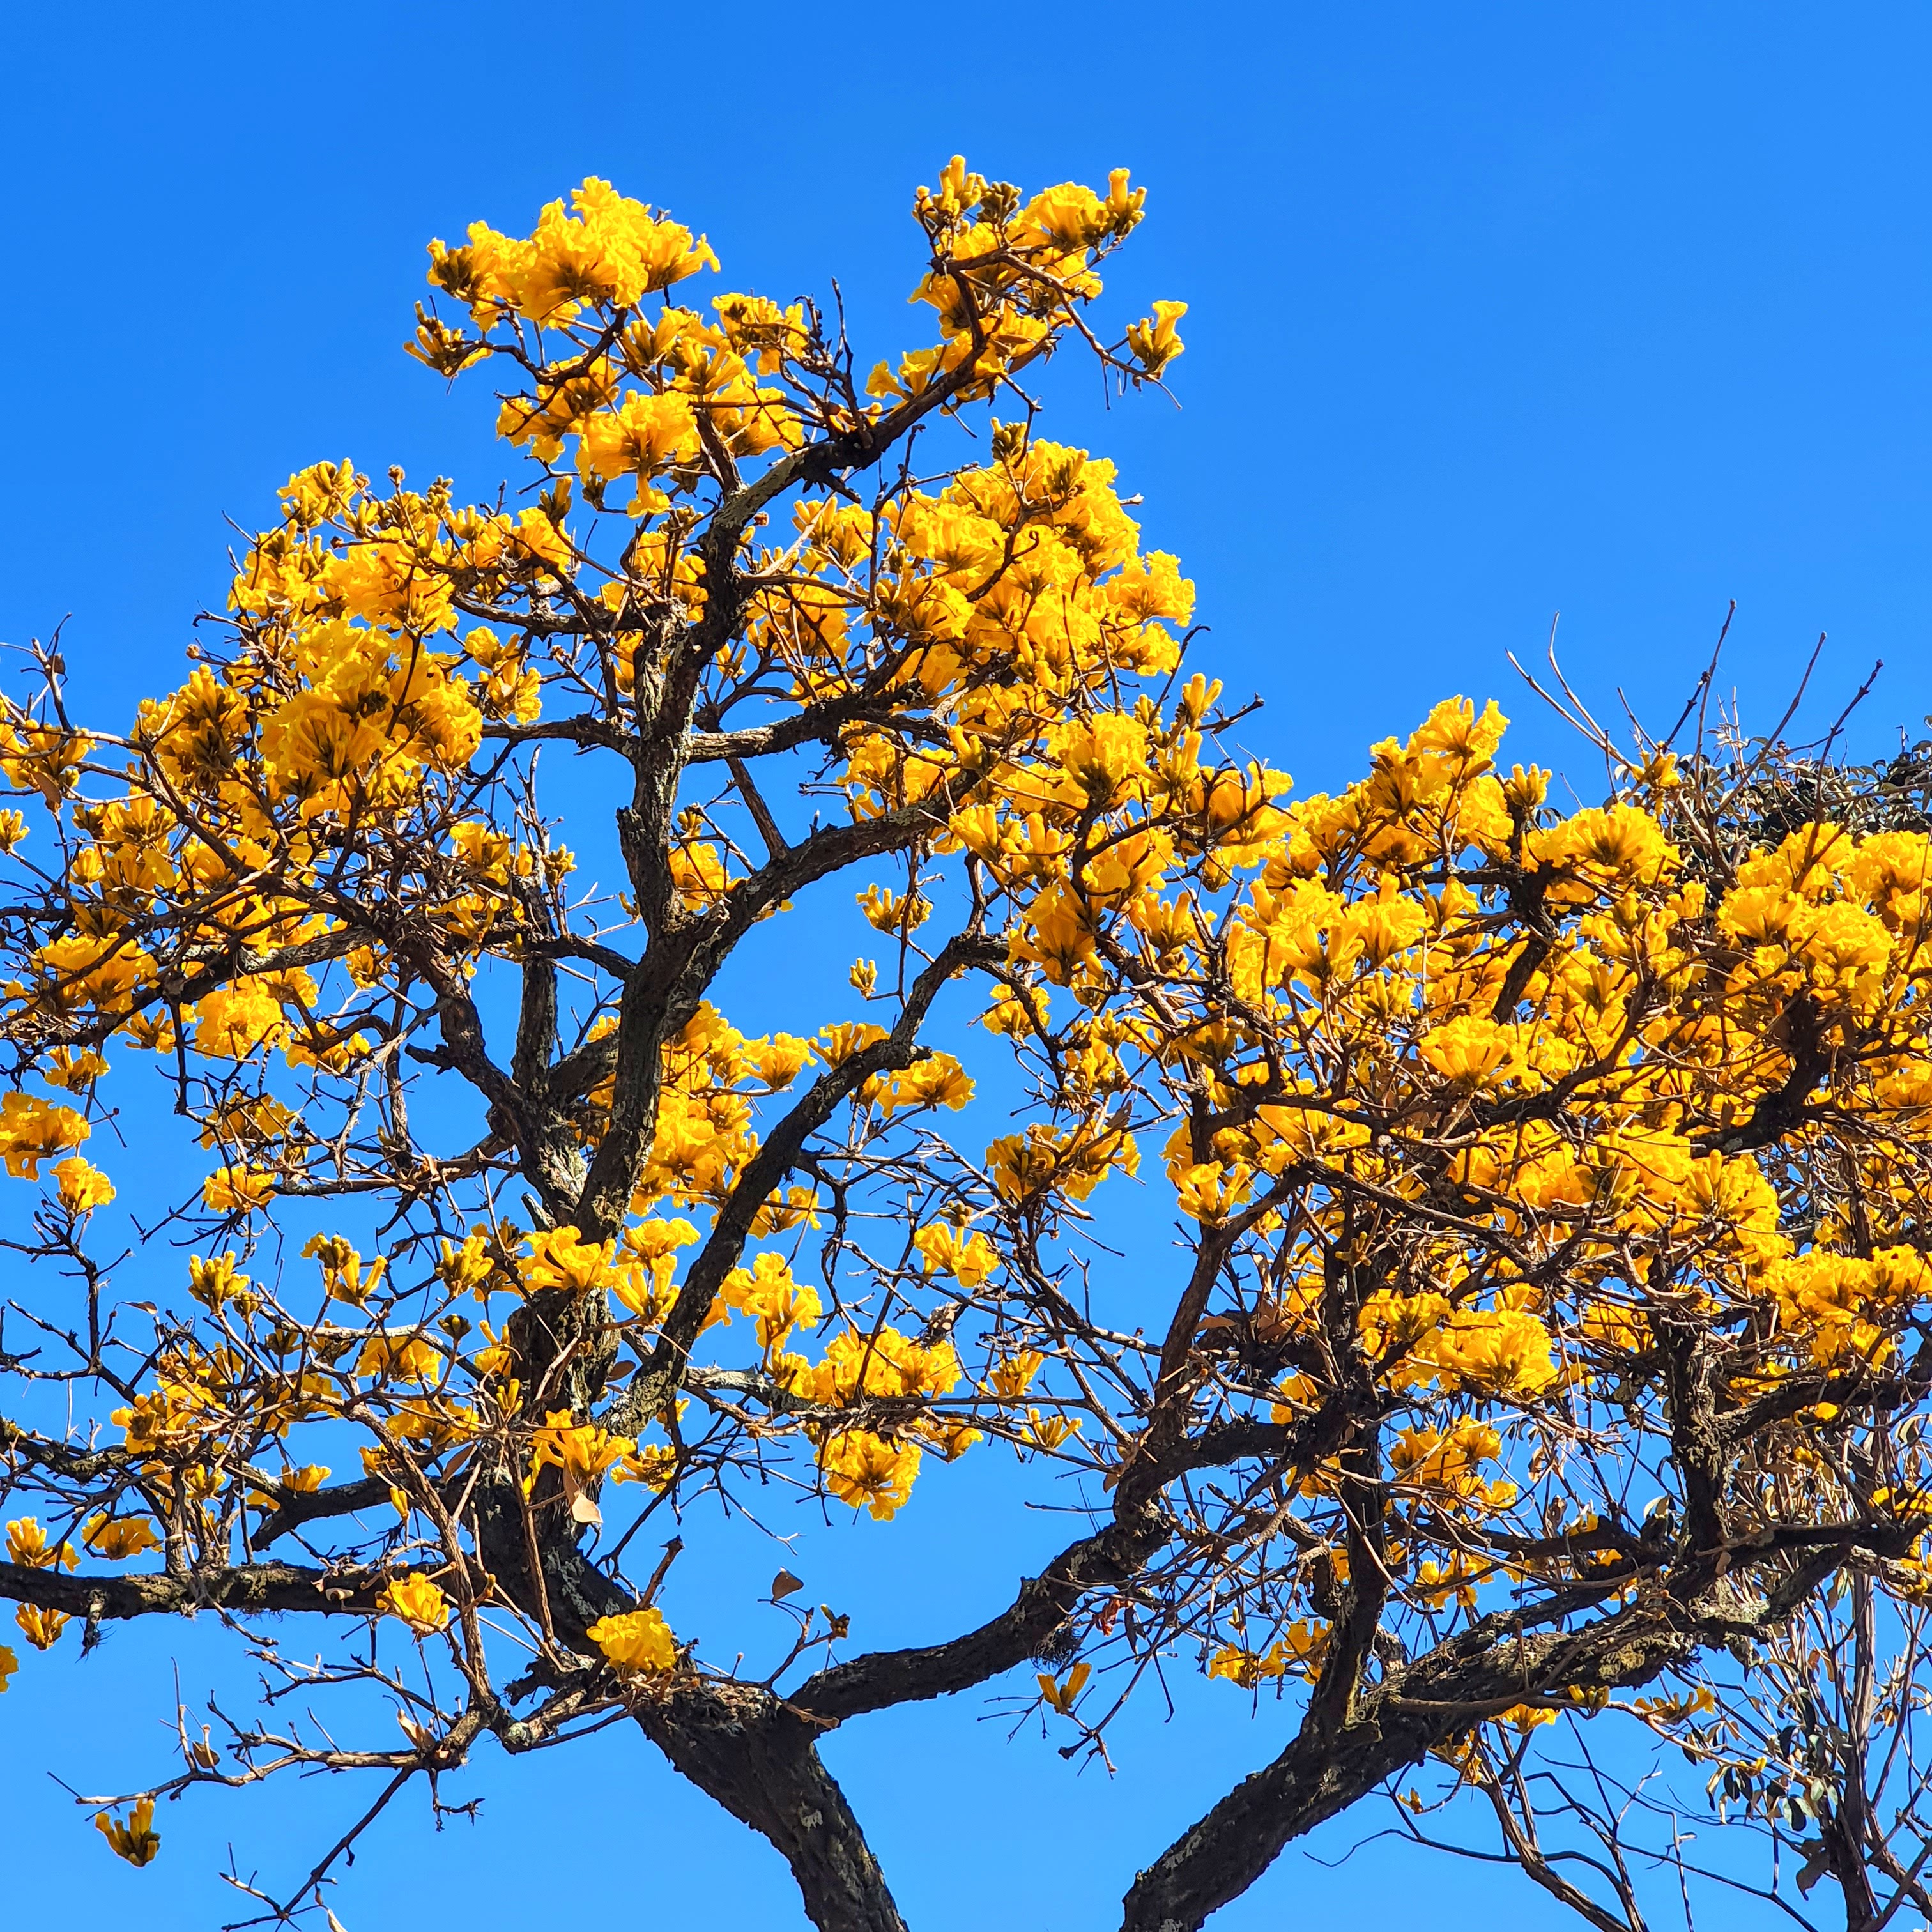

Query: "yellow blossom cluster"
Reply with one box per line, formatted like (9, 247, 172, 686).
(586, 1606, 677, 1675)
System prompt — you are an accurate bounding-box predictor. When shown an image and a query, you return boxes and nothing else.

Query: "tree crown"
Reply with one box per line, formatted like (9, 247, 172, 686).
(3, 160, 1932, 1932)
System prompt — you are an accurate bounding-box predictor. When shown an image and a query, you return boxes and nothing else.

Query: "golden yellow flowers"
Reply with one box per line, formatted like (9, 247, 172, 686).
(1038, 1660, 1091, 1713)
(578, 391, 701, 511)
(792, 1326, 960, 1409)
(1174, 1160, 1255, 1223)
(526, 1412, 634, 1512)
(376, 1572, 450, 1636)
(1126, 300, 1187, 378)
(519, 1226, 616, 1294)
(913, 1222, 1002, 1287)
(1052, 712, 1151, 808)
(201, 1164, 275, 1214)
(586, 1606, 677, 1675)
(355, 1333, 442, 1384)
(1418, 1015, 1520, 1089)
(1427, 1308, 1559, 1398)
(15, 1603, 69, 1650)
(192, 982, 290, 1059)
(95, 1798, 160, 1867)
(52, 1154, 113, 1214)
(0, 1092, 88, 1179)
(610, 1444, 677, 1491)
(819, 1429, 921, 1521)
(303, 1233, 385, 1307)
(429, 179, 717, 324)
(748, 1034, 815, 1089)
(1530, 802, 1678, 885)
(717, 1252, 821, 1353)
(1207, 1622, 1327, 1688)
(187, 1252, 253, 1313)
(83, 1514, 163, 1561)
(6, 1518, 77, 1571)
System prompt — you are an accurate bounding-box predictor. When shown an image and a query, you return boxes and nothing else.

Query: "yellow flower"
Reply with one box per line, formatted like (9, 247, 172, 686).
(6, 1517, 77, 1571)
(1409, 695, 1508, 769)
(192, 981, 290, 1059)
(0, 1642, 16, 1690)
(1125, 300, 1187, 378)
(526, 1411, 634, 1496)
(1207, 1622, 1326, 1687)
(1050, 712, 1151, 808)
(83, 1514, 164, 1560)
(1206, 1644, 1269, 1687)
(187, 1252, 253, 1313)
(986, 1349, 1046, 1402)
(578, 391, 702, 510)
(95, 1798, 160, 1867)
(791, 1325, 960, 1407)
(376, 1572, 450, 1636)
(42, 1047, 108, 1092)
(355, 1333, 443, 1383)
(1419, 1015, 1519, 1089)
(303, 1233, 385, 1306)
(1038, 1660, 1091, 1713)
(1429, 1308, 1559, 1397)
(820, 1429, 921, 1520)
(0, 1091, 89, 1179)
(1531, 803, 1678, 884)
(610, 1216, 699, 1322)
(202, 1163, 275, 1214)
(610, 1444, 678, 1491)
(1494, 1703, 1558, 1732)
(433, 179, 717, 323)
(748, 1034, 815, 1089)
(586, 1606, 677, 1675)
(1023, 1407, 1081, 1452)
(519, 1225, 615, 1294)
(1174, 1160, 1254, 1223)
(816, 1020, 889, 1068)
(52, 1154, 114, 1214)
(857, 884, 931, 933)
(15, 1603, 70, 1650)
(716, 1252, 822, 1352)
(914, 1222, 1003, 1287)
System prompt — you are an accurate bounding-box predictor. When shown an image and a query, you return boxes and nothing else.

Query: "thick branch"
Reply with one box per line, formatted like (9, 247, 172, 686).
(250, 1474, 395, 1546)
(632, 1681, 907, 1932)
(0, 1556, 383, 1620)
(573, 804, 942, 1243)
(797, 1512, 1166, 1727)
(611, 931, 998, 1422)
(1119, 1517, 1912, 1932)
(1120, 1598, 1691, 1932)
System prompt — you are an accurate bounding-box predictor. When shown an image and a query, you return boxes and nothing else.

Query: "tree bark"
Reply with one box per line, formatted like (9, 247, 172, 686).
(1120, 1605, 1690, 1932)
(635, 1683, 908, 1932)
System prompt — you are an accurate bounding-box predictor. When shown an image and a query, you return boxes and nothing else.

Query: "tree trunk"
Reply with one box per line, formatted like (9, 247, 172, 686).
(636, 1683, 908, 1932)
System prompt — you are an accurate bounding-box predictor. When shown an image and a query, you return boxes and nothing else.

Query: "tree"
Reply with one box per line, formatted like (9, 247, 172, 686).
(2, 159, 1932, 1932)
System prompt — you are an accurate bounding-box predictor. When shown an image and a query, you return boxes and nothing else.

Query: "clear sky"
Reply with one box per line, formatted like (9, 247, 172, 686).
(1, 5, 1926, 1928)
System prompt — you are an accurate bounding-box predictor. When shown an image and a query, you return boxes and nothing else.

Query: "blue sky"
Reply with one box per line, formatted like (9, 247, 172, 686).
(1, 4, 1927, 1927)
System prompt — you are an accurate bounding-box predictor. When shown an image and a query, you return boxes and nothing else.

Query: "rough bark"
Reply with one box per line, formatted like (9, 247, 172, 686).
(798, 1512, 1167, 1726)
(635, 1683, 909, 1932)
(1119, 1603, 1692, 1932)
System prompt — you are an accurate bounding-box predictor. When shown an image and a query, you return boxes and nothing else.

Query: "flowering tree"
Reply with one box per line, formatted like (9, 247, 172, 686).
(3, 161, 1932, 1932)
